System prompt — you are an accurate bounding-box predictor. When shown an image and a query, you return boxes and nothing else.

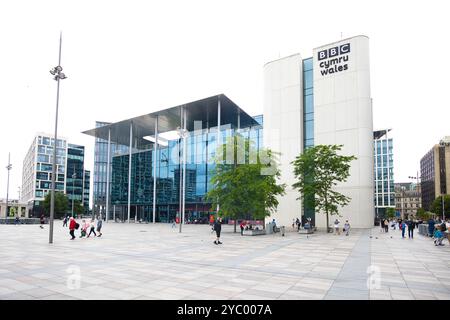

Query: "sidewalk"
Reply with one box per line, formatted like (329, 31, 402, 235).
(0, 223, 449, 300)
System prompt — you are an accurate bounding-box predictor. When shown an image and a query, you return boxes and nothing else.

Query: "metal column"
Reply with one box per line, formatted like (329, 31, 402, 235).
(127, 122, 133, 223)
(182, 107, 187, 225)
(105, 128, 111, 222)
(153, 116, 158, 223)
(217, 96, 221, 214)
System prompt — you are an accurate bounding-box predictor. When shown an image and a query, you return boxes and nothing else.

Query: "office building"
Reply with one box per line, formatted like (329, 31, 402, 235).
(420, 136, 450, 211)
(264, 35, 373, 228)
(85, 35, 373, 228)
(84, 95, 263, 223)
(20, 133, 91, 217)
(373, 129, 395, 219)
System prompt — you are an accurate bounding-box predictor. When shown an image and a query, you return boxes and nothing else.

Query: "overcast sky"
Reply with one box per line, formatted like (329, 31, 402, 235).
(1, 0, 449, 204)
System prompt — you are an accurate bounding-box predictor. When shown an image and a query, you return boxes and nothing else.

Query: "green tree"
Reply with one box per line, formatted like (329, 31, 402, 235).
(42, 192, 69, 218)
(206, 135, 286, 233)
(385, 207, 396, 219)
(292, 144, 357, 232)
(416, 208, 432, 221)
(430, 195, 450, 219)
(71, 200, 85, 217)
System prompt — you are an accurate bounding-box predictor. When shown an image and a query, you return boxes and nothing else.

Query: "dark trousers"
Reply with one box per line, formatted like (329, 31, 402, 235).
(408, 228, 414, 238)
(70, 229, 75, 239)
(402, 228, 406, 238)
(88, 227, 96, 237)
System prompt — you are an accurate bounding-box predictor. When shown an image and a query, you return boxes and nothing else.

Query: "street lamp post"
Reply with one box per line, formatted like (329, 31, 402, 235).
(71, 170, 76, 217)
(5, 153, 12, 221)
(48, 32, 67, 244)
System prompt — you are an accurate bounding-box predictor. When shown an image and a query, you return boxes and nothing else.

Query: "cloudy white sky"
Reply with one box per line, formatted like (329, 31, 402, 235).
(0, 0, 449, 205)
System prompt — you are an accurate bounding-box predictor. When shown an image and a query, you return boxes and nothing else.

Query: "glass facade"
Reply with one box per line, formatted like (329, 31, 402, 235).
(374, 132, 395, 218)
(93, 121, 128, 216)
(66, 144, 90, 214)
(303, 58, 315, 225)
(106, 117, 263, 223)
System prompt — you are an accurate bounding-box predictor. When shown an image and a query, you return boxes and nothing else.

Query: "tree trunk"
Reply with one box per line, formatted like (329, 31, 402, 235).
(326, 211, 329, 233)
(234, 219, 237, 233)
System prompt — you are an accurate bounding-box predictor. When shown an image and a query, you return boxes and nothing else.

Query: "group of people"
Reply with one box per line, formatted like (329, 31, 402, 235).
(379, 216, 450, 246)
(332, 219, 351, 236)
(380, 218, 417, 238)
(64, 216, 103, 240)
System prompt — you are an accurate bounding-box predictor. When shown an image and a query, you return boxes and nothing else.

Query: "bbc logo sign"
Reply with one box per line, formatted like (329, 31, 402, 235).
(318, 43, 351, 61)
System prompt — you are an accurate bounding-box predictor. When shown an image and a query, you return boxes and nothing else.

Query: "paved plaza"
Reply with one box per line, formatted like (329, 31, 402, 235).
(1, 222, 450, 300)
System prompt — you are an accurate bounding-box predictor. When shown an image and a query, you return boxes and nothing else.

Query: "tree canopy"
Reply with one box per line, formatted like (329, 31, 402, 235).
(206, 135, 285, 232)
(42, 192, 69, 218)
(430, 195, 450, 219)
(292, 144, 357, 232)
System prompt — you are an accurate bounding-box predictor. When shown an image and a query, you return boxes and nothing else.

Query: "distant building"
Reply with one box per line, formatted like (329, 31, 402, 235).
(373, 129, 395, 219)
(395, 182, 421, 219)
(20, 133, 91, 217)
(420, 137, 450, 211)
(0, 199, 28, 218)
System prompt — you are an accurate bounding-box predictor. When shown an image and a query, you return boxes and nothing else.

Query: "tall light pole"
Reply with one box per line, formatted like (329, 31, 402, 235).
(49, 32, 67, 244)
(71, 170, 76, 217)
(5, 153, 12, 220)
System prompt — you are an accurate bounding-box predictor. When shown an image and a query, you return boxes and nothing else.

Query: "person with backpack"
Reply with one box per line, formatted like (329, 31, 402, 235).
(213, 217, 222, 245)
(69, 217, 77, 240)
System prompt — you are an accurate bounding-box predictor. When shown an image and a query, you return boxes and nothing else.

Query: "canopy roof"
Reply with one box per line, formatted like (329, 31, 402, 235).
(82, 94, 259, 147)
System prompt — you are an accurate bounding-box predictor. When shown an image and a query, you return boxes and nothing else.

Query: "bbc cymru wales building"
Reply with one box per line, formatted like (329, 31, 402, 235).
(84, 35, 374, 228)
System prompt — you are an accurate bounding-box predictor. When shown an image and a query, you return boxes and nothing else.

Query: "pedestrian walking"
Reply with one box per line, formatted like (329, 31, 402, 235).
(384, 219, 389, 233)
(69, 217, 76, 240)
(96, 217, 103, 237)
(171, 219, 176, 228)
(213, 217, 222, 245)
(407, 219, 415, 239)
(63, 216, 67, 227)
(296, 218, 301, 231)
(14, 214, 20, 225)
(87, 219, 97, 237)
(343, 220, 350, 236)
(401, 220, 406, 238)
(292, 219, 295, 230)
(380, 219, 384, 233)
(240, 220, 246, 235)
(334, 219, 340, 235)
(79, 219, 87, 238)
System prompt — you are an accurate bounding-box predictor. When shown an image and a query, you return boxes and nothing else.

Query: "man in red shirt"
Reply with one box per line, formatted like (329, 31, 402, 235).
(69, 217, 76, 240)
(240, 221, 246, 235)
